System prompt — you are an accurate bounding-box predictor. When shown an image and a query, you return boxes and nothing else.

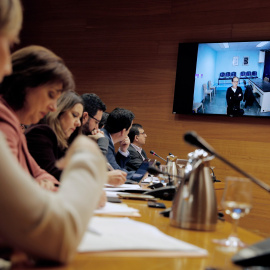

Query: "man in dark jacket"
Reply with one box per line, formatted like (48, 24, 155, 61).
(226, 76, 244, 116)
(125, 124, 148, 171)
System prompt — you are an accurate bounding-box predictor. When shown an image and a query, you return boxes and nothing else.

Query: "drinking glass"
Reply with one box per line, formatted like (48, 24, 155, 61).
(158, 165, 169, 184)
(213, 177, 252, 248)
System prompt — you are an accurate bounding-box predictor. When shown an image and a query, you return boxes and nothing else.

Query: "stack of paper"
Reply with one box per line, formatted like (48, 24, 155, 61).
(78, 217, 208, 257)
(94, 202, 140, 217)
(141, 176, 161, 183)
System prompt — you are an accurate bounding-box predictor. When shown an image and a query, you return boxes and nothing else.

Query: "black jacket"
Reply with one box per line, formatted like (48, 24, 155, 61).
(125, 144, 148, 171)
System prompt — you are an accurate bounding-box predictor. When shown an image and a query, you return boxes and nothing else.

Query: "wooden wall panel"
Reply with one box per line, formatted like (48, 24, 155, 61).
(20, 0, 270, 237)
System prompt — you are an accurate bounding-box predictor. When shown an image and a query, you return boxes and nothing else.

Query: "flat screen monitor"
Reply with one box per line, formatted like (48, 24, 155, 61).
(173, 41, 270, 117)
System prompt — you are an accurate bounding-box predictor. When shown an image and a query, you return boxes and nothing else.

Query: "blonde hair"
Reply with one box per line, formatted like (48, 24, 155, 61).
(45, 91, 84, 150)
(0, 0, 23, 41)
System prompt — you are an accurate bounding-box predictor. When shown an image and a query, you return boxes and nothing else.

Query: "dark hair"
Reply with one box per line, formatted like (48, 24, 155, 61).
(104, 108, 135, 134)
(81, 93, 106, 117)
(232, 76, 239, 82)
(128, 123, 143, 143)
(99, 111, 109, 129)
(0, 45, 75, 111)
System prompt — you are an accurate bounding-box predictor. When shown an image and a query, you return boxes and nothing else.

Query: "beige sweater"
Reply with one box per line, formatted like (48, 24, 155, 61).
(0, 132, 107, 263)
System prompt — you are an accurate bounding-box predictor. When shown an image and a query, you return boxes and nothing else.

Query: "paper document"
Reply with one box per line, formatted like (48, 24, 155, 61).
(78, 217, 208, 257)
(141, 176, 161, 183)
(105, 191, 124, 198)
(104, 184, 141, 192)
(94, 202, 140, 217)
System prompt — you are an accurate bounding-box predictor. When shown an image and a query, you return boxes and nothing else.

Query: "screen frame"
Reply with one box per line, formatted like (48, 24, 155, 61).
(172, 40, 270, 118)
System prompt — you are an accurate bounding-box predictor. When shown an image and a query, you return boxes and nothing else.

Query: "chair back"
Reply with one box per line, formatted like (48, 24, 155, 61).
(252, 71, 257, 78)
(208, 80, 214, 88)
(231, 71, 236, 78)
(203, 83, 207, 92)
(240, 71, 246, 78)
(225, 72, 230, 78)
(219, 72, 225, 78)
(246, 71, 251, 78)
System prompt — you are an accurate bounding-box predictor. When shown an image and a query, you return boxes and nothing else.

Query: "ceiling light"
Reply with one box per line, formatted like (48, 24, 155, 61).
(256, 41, 269, 48)
(219, 43, 229, 49)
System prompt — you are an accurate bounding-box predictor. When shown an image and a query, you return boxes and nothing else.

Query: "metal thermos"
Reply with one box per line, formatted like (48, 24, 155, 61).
(170, 149, 217, 231)
(167, 155, 178, 186)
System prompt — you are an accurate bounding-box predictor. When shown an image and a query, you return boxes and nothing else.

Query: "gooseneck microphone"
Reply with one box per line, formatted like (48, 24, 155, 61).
(150, 150, 166, 162)
(184, 131, 270, 192)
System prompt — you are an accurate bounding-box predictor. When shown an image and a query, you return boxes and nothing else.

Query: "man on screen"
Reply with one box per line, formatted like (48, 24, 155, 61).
(226, 76, 244, 117)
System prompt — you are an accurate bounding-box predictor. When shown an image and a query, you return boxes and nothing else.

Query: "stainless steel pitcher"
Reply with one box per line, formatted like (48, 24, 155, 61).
(167, 155, 178, 186)
(170, 149, 217, 231)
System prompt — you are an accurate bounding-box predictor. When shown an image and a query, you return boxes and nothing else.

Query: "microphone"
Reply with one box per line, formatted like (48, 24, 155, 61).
(184, 131, 215, 155)
(184, 131, 270, 192)
(150, 150, 166, 162)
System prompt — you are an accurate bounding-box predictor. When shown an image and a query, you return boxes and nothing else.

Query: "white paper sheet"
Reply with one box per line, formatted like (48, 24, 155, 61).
(105, 191, 120, 198)
(94, 202, 140, 217)
(104, 184, 141, 192)
(141, 176, 161, 183)
(78, 217, 208, 257)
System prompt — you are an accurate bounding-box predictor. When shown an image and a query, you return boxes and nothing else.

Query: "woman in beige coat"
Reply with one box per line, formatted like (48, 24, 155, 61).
(0, 0, 107, 264)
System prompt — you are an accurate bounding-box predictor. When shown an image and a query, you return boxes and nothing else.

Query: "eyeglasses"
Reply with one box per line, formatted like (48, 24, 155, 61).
(233, 80, 239, 83)
(139, 132, 146, 135)
(89, 114, 101, 124)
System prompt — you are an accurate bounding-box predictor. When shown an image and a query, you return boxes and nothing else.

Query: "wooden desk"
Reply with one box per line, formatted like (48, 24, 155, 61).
(15, 197, 263, 270)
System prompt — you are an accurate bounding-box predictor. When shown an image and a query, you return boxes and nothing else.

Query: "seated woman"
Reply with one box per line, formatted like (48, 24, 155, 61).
(0, 0, 107, 264)
(0, 45, 74, 190)
(25, 91, 84, 180)
(26, 91, 126, 186)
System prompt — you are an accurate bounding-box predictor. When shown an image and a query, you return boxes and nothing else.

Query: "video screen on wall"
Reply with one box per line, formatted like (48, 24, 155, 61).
(173, 41, 270, 118)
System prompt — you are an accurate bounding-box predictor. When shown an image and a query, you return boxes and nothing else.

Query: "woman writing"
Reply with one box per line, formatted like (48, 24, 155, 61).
(25, 91, 84, 180)
(0, 44, 74, 190)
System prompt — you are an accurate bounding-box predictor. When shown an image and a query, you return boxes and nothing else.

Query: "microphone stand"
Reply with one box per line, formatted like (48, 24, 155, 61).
(150, 151, 167, 162)
(209, 167, 221, 183)
(184, 131, 270, 192)
(144, 166, 179, 201)
(147, 166, 182, 186)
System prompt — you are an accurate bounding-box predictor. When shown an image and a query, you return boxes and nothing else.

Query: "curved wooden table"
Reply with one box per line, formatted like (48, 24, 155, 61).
(14, 192, 263, 270)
